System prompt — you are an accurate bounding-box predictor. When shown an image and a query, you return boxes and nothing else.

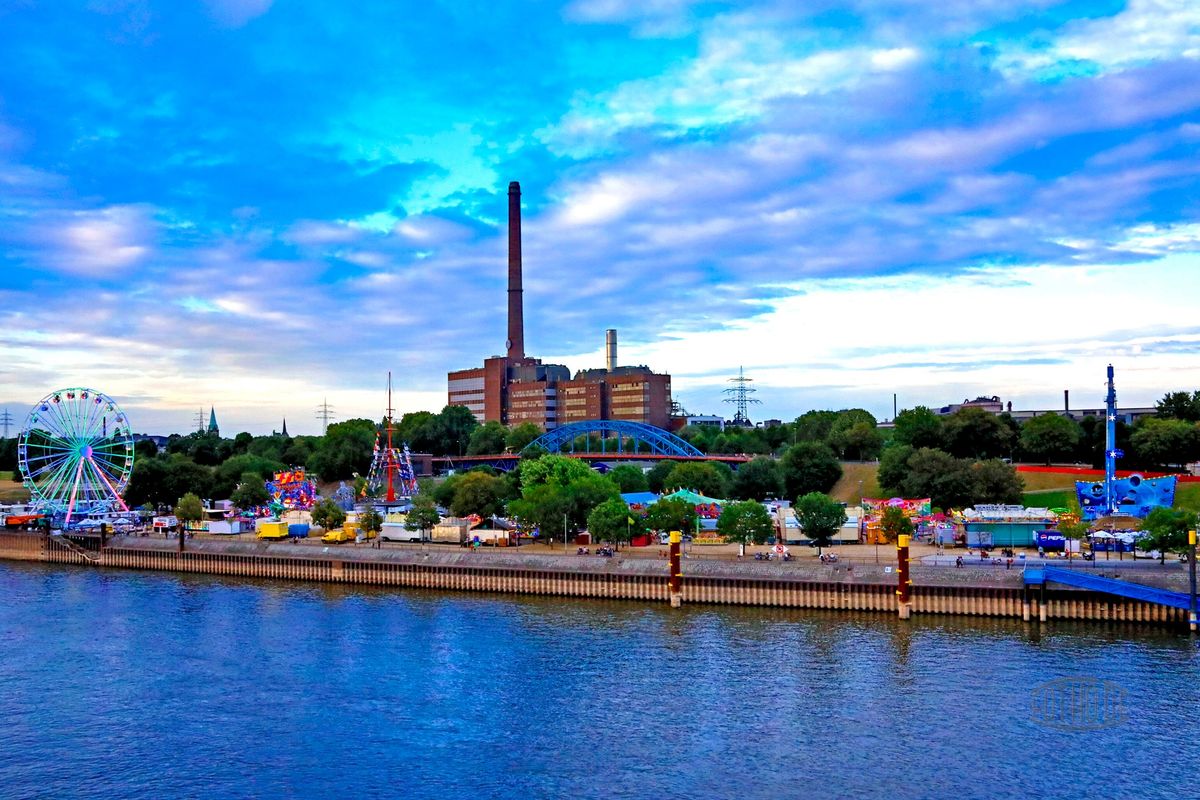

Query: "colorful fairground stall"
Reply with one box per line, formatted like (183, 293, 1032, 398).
(958, 504, 1058, 548)
(861, 498, 932, 544)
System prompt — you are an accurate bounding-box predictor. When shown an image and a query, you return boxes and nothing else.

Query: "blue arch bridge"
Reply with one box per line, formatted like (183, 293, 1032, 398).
(432, 420, 750, 473)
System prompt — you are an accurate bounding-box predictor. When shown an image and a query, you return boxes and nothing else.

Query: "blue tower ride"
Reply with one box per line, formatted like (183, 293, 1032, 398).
(1104, 364, 1118, 516)
(1076, 364, 1176, 520)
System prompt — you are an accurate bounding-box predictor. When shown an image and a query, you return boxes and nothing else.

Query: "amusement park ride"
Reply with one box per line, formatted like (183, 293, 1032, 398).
(1076, 365, 1176, 520)
(361, 372, 418, 503)
(16, 388, 134, 527)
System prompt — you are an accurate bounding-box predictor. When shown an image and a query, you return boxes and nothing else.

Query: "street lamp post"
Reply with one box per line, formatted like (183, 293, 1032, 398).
(563, 514, 568, 552)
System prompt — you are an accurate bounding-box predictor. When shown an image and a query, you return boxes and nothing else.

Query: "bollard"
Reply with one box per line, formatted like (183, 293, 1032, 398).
(896, 534, 912, 619)
(1189, 530, 1197, 633)
(668, 530, 682, 607)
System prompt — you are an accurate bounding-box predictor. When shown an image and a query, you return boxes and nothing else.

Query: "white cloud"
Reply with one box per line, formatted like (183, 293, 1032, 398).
(545, 14, 920, 154)
(996, 0, 1200, 77)
(202, 0, 273, 28)
(41, 205, 156, 276)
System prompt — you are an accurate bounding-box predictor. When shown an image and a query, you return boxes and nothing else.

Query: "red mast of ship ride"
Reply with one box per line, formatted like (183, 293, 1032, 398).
(386, 371, 396, 503)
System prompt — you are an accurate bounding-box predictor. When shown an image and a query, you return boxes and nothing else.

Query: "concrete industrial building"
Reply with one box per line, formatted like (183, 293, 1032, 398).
(447, 182, 672, 430)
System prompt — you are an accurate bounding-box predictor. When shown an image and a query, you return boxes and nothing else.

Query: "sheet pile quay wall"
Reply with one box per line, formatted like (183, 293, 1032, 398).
(0, 532, 1185, 625)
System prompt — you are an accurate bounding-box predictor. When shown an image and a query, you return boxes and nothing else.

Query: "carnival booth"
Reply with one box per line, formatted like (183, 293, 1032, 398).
(961, 505, 1057, 548)
(660, 488, 725, 532)
(620, 492, 660, 546)
(861, 498, 932, 544)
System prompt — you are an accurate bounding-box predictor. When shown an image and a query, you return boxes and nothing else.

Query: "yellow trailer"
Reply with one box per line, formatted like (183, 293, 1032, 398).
(256, 521, 289, 540)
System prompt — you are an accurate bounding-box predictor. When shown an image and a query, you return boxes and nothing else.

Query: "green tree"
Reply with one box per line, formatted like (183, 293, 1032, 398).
(1056, 516, 1090, 562)
(212, 453, 284, 499)
(942, 407, 1012, 460)
(1155, 390, 1200, 422)
(717, 500, 774, 546)
(358, 507, 383, 539)
(836, 421, 883, 461)
(508, 483, 573, 543)
(587, 497, 643, 549)
(450, 471, 506, 519)
(518, 454, 595, 490)
(435, 404, 479, 456)
(779, 442, 842, 499)
(507, 470, 619, 541)
(829, 409, 880, 460)
(730, 456, 784, 501)
(432, 473, 462, 508)
(645, 497, 698, 535)
(231, 431, 254, 455)
(307, 418, 376, 481)
(879, 505, 913, 545)
(467, 420, 508, 455)
(231, 472, 270, 510)
(125, 457, 171, 508)
(1139, 507, 1194, 564)
(395, 411, 439, 453)
(1020, 414, 1082, 465)
(506, 422, 543, 453)
(792, 410, 838, 444)
(133, 438, 159, 461)
(898, 448, 978, 510)
(607, 464, 650, 493)
(311, 498, 347, 531)
(892, 406, 944, 450)
(161, 455, 214, 506)
(1130, 418, 1200, 468)
(794, 492, 847, 554)
(662, 461, 730, 498)
(405, 494, 441, 540)
(646, 460, 681, 494)
(173, 492, 204, 529)
(970, 459, 1025, 504)
(877, 444, 914, 495)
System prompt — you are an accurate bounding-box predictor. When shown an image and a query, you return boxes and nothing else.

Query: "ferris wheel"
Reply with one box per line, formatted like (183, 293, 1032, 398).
(17, 388, 134, 525)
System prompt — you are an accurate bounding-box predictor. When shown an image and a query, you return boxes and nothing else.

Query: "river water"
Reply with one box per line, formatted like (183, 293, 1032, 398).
(1, 562, 1198, 800)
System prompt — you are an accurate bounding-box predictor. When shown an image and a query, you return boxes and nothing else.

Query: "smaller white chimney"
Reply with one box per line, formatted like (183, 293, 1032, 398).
(605, 329, 617, 372)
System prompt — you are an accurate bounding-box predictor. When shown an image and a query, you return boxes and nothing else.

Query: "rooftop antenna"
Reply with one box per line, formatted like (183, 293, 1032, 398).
(315, 398, 336, 435)
(723, 366, 761, 425)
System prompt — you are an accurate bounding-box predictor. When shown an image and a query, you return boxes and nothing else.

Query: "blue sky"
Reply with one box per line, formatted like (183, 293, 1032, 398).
(1, 0, 1199, 435)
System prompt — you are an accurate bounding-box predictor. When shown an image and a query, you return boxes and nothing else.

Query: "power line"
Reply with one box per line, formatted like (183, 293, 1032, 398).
(193, 408, 206, 433)
(315, 398, 336, 435)
(0, 409, 13, 439)
(722, 366, 761, 426)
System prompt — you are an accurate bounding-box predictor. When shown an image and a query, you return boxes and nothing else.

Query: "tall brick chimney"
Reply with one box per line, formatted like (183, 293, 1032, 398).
(506, 181, 524, 361)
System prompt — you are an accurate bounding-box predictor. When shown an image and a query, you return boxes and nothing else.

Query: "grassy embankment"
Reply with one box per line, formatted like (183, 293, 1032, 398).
(0, 471, 30, 504)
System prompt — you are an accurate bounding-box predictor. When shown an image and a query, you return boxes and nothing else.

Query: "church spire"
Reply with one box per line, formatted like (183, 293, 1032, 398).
(207, 406, 219, 436)
(282, 417, 289, 437)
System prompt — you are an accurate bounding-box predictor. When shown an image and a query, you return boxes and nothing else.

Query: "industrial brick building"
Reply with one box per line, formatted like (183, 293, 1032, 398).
(447, 181, 672, 430)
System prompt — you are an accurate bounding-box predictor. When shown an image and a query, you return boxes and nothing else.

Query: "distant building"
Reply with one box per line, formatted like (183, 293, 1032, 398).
(447, 183, 672, 430)
(678, 415, 725, 431)
(924, 393, 1154, 425)
(207, 406, 219, 436)
(133, 434, 170, 449)
(936, 396, 1003, 415)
